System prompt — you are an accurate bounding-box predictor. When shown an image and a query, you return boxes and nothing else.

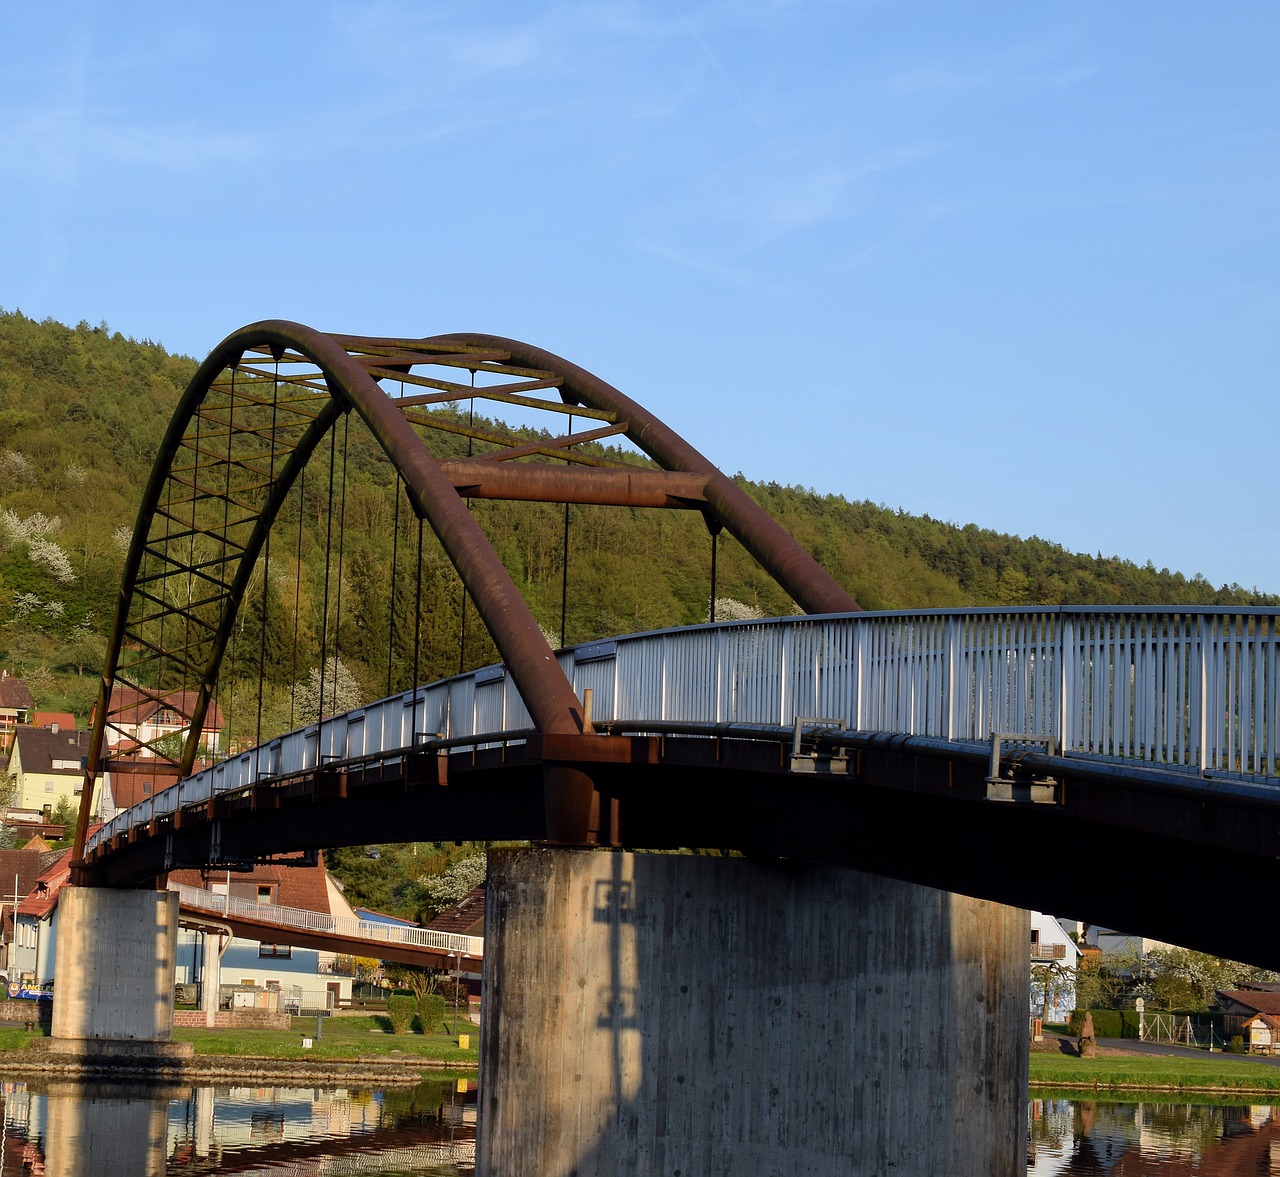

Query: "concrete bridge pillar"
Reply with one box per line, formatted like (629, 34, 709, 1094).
(478, 848, 1028, 1177)
(49, 886, 193, 1062)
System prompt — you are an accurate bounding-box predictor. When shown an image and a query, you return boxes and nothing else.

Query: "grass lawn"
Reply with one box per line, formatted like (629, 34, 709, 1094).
(1030, 1050, 1280, 1094)
(169, 1015, 479, 1064)
(0, 1027, 44, 1052)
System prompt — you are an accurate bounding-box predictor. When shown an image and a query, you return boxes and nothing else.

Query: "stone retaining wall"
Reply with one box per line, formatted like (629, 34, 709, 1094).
(172, 1010, 292, 1030)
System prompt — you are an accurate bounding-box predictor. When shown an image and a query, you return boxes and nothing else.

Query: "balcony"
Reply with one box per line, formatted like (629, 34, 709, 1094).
(1030, 943, 1067, 961)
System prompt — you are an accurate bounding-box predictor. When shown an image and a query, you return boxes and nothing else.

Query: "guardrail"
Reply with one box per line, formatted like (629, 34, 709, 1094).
(90, 607, 1280, 854)
(171, 883, 483, 959)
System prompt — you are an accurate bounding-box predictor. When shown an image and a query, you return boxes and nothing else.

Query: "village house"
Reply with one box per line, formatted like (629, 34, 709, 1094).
(11, 848, 73, 986)
(0, 845, 61, 978)
(0, 673, 34, 755)
(9, 850, 358, 1013)
(424, 884, 486, 1003)
(1030, 912, 1080, 1023)
(1216, 988, 1280, 1051)
(169, 855, 358, 1012)
(8, 727, 100, 816)
(94, 685, 224, 760)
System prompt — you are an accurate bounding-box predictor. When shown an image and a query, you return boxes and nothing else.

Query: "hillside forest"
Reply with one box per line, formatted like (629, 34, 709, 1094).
(0, 310, 1274, 921)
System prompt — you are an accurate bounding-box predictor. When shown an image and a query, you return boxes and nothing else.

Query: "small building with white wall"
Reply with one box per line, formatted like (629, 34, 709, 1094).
(1030, 911, 1079, 1023)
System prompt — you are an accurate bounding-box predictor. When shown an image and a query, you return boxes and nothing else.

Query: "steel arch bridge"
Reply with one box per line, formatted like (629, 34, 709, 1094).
(71, 323, 1280, 971)
(72, 321, 858, 868)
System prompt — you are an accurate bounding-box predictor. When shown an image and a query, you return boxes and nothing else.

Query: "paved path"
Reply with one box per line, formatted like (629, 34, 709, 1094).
(1097, 1037, 1280, 1067)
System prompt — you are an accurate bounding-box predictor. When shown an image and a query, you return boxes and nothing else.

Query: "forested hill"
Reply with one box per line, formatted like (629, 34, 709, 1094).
(0, 309, 1273, 730)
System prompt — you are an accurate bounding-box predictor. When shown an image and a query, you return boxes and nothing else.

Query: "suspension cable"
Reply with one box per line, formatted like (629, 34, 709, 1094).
(706, 513, 723, 622)
(289, 468, 305, 732)
(387, 471, 401, 696)
(413, 515, 424, 696)
(331, 411, 351, 714)
(560, 412, 573, 648)
(220, 363, 237, 755)
(458, 374, 475, 674)
(710, 531, 718, 622)
(317, 416, 338, 731)
(255, 359, 280, 747)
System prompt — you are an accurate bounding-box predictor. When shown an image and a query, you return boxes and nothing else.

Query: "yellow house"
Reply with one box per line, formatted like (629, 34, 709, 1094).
(9, 727, 101, 816)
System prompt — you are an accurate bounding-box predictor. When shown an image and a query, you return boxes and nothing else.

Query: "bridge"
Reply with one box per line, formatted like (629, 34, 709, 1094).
(83, 605, 1280, 966)
(170, 882, 481, 970)
(50, 320, 1280, 1176)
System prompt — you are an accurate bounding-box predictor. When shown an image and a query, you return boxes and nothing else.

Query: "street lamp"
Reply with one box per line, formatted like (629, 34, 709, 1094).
(448, 951, 459, 1036)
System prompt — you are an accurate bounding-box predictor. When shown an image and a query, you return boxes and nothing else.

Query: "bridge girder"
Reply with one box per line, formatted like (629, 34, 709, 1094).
(85, 731, 1280, 971)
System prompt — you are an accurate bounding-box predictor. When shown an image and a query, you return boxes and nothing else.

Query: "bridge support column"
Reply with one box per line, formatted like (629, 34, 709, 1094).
(49, 886, 193, 1063)
(478, 848, 1028, 1177)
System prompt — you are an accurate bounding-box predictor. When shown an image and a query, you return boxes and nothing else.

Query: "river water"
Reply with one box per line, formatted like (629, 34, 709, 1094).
(0, 1079, 1273, 1174)
(0, 1075, 477, 1175)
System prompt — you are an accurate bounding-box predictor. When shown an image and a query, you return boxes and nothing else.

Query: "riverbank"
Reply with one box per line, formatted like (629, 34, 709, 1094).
(1030, 1038, 1280, 1096)
(0, 1016, 480, 1084)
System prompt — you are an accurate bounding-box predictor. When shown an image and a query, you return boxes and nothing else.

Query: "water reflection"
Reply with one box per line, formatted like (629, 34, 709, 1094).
(0, 1076, 476, 1176)
(1030, 1096, 1280, 1173)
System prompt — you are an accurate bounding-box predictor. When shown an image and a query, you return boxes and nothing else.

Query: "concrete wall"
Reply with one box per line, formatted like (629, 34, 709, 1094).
(479, 848, 1028, 1177)
(51, 887, 179, 1044)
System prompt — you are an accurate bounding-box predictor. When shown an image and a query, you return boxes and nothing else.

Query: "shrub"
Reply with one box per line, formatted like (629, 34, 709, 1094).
(387, 995, 415, 1035)
(1066, 1009, 1140, 1039)
(414, 993, 447, 1036)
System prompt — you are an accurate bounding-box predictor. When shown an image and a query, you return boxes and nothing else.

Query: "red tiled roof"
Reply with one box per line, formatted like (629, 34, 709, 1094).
(1219, 989, 1280, 1016)
(425, 884, 485, 937)
(16, 849, 73, 920)
(0, 676, 34, 712)
(32, 712, 75, 731)
(0, 848, 52, 903)
(169, 851, 334, 916)
(102, 686, 224, 732)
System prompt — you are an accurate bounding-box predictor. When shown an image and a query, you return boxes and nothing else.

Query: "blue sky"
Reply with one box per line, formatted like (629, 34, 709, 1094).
(2, 2, 1276, 593)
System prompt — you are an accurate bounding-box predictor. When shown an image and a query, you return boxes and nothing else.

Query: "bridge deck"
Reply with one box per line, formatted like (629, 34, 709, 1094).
(85, 608, 1280, 968)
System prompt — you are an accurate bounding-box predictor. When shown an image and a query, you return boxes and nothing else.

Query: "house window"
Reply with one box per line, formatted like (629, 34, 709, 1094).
(143, 781, 151, 795)
(1031, 929, 1040, 944)
(259, 944, 291, 959)
(257, 885, 274, 905)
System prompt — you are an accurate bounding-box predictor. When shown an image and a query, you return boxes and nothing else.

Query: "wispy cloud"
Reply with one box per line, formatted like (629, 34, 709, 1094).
(883, 33, 1097, 97)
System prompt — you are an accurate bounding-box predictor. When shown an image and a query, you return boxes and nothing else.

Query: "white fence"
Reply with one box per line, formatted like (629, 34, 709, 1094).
(171, 882, 483, 959)
(89, 607, 1280, 853)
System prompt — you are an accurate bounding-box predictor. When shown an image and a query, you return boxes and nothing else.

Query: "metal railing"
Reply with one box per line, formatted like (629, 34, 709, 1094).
(171, 883, 483, 959)
(90, 607, 1280, 854)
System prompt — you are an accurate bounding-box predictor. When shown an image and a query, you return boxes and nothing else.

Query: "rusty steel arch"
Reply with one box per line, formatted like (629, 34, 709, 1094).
(72, 321, 858, 866)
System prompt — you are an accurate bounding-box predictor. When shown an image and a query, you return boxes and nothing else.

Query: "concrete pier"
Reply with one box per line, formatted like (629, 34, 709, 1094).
(49, 886, 192, 1061)
(478, 848, 1028, 1176)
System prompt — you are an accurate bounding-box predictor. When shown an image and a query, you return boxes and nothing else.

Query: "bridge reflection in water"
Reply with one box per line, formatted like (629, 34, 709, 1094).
(0, 1076, 476, 1176)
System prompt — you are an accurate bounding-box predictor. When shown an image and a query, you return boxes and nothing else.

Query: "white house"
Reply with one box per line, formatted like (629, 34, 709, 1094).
(1030, 911, 1080, 1023)
(170, 855, 357, 1012)
(1086, 927, 1177, 959)
(11, 849, 73, 985)
(96, 686, 223, 760)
